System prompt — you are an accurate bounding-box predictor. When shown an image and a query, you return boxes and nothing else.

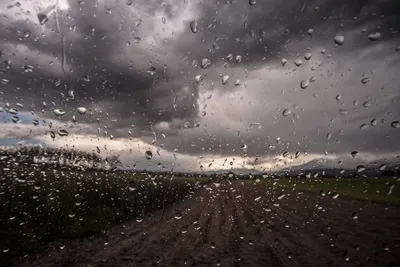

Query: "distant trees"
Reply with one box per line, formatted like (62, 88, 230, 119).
(0, 145, 123, 170)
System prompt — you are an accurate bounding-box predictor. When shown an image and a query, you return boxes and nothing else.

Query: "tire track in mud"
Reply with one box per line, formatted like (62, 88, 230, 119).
(18, 181, 400, 267)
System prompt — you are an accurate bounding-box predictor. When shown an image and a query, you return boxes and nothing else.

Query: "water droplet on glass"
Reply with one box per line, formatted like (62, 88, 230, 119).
(391, 121, 399, 128)
(249, 122, 262, 129)
(222, 75, 230, 84)
(147, 67, 156, 76)
(68, 90, 75, 99)
(304, 53, 312, 60)
(135, 19, 142, 27)
(32, 119, 39, 126)
(190, 20, 198, 33)
(282, 109, 291, 117)
(339, 109, 348, 115)
(162, 17, 166, 24)
(77, 107, 87, 115)
(249, 0, 256, 5)
(37, 13, 49, 25)
(351, 151, 358, 158)
(357, 165, 366, 173)
(58, 130, 69, 137)
(235, 55, 242, 63)
(281, 58, 287, 66)
(210, 242, 216, 249)
(307, 28, 314, 36)
(174, 212, 183, 220)
(126, 0, 133, 5)
(133, 37, 141, 43)
(361, 77, 370, 84)
(334, 35, 345, 45)
(234, 79, 241, 86)
(310, 76, 316, 82)
(11, 116, 19, 123)
(368, 32, 381, 41)
(195, 75, 203, 83)
(352, 212, 359, 220)
(294, 59, 303, 66)
(136, 217, 143, 223)
(145, 150, 153, 160)
(300, 80, 309, 89)
(54, 109, 65, 117)
(8, 108, 18, 115)
(332, 192, 339, 199)
(201, 58, 211, 69)
(360, 123, 368, 130)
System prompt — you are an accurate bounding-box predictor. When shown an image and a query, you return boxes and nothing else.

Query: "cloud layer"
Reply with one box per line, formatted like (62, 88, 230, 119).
(0, 0, 399, 172)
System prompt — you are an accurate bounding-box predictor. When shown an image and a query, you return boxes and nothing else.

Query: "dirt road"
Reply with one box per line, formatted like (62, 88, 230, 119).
(18, 181, 400, 267)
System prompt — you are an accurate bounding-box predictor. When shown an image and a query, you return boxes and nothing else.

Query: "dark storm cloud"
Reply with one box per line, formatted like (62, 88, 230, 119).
(0, 0, 399, 170)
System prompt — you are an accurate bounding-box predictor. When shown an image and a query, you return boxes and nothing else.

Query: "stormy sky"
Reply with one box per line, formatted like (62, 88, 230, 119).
(0, 0, 399, 172)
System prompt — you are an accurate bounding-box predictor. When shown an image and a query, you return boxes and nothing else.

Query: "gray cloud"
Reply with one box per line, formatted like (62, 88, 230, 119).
(0, 0, 399, 172)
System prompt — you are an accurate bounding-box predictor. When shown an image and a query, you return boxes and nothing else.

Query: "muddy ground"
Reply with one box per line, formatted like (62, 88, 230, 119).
(17, 181, 400, 267)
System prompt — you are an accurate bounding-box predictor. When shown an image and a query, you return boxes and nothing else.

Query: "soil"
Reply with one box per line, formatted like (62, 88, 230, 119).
(16, 180, 400, 267)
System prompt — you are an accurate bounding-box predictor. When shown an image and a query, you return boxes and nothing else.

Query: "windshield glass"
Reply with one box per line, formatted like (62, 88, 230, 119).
(1, 0, 399, 266)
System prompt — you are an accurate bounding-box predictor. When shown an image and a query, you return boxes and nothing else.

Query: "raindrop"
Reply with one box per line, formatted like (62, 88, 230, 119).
(201, 58, 211, 69)
(334, 35, 345, 45)
(145, 150, 153, 160)
(32, 119, 39, 126)
(174, 212, 183, 220)
(135, 19, 142, 27)
(50, 131, 56, 139)
(304, 53, 312, 60)
(54, 109, 65, 117)
(147, 67, 156, 76)
(249, 122, 262, 129)
(294, 59, 303, 66)
(368, 32, 381, 41)
(77, 107, 87, 115)
(162, 17, 166, 24)
(126, 0, 133, 5)
(307, 28, 314, 36)
(356, 165, 366, 173)
(352, 212, 359, 220)
(249, 0, 256, 5)
(351, 151, 358, 158)
(11, 116, 19, 123)
(331, 192, 339, 199)
(281, 58, 287, 66)
(37, 13, 49, 25)
(361, 77, 370, 84)
(235, 55, 242, 63)
(136, 217, 143, 223)
(371, 119, 377, 126)
(277, 193, 285, 200)
(190, 20, 198, 33)
(68, 90, 75, 99)
(222, 75, 230, 84)
(282, 109, 291, 117)
(360, 123, 368, 130)
(58, 130, 69, 137)
(339, 109, 348, 115)
(240, 144, 248, 150)
(310, 76, 316, 82)
(195, 75, 203, 83)
(8, 108, 18, 115)
(133, 37, 141, 43)
(300, 80, 309, 89)
(210, 242, 216, 249)
(391, 121, 400, 128)
(234, 79, 241, 86)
